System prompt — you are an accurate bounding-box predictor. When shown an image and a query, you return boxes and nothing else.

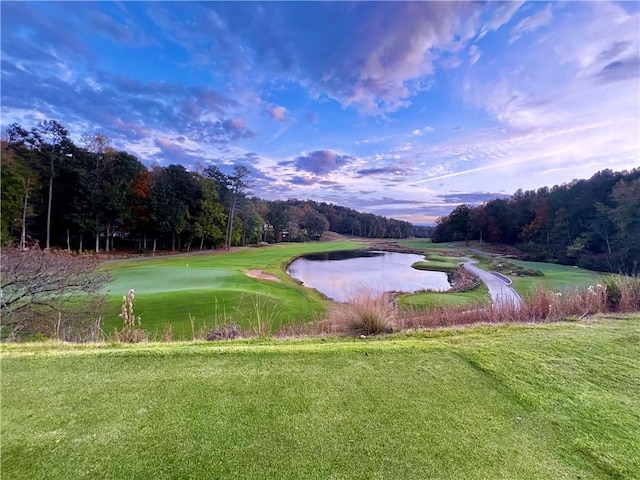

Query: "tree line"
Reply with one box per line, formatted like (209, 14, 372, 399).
(432, 168, 640, 274)
(1, 120, 413, 252)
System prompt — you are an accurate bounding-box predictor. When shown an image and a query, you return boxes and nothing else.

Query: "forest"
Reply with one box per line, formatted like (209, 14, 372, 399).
(432, 168, 640, 274)
(1, 121, 413, 252)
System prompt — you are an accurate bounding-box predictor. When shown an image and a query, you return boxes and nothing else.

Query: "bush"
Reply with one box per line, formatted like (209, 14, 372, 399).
(205, 323, 241, 341)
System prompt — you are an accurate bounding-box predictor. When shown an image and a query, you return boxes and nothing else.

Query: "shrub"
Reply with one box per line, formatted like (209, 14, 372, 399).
(205, 323, 241, 341)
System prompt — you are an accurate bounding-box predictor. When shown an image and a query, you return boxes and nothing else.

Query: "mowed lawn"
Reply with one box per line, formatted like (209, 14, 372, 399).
(100, 241, 362, 337)
(507, 260, 602, 296)
(2, 317, 638, 479)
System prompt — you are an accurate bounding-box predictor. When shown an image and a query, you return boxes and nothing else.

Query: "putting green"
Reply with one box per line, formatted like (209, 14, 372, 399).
(105, 267, 235, 294)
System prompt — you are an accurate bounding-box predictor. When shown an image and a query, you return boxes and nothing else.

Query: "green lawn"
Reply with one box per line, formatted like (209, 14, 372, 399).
(396, 282, 490, 308)
(2, 317, 638, 479)
(410, 253, 462, 272)
(100, 241, 362, 337)
(396, 238, 449, 250)
(506, 260, 602, 296)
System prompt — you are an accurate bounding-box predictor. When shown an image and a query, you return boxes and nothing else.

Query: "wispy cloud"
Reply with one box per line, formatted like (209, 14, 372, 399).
(411, 126, 435, 136)
(509, 4, 554, 43)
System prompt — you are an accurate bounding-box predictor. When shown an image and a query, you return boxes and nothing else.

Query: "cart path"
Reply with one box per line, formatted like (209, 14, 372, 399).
(462, 259, 522, 307)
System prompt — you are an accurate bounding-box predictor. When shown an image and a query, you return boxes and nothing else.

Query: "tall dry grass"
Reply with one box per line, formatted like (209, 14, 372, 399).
(398, 285, 610, 331)
(112, 289, 147, 343)
(311, 279, 640, 336)
(321, 291, 395, 336)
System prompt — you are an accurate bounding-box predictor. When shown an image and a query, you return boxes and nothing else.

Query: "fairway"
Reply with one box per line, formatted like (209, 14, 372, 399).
(100, 241, 363, 337)
(2, 317, 638, 479)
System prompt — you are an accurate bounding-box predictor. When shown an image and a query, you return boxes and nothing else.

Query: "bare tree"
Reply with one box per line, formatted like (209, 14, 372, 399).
(0, 249, 113, 339)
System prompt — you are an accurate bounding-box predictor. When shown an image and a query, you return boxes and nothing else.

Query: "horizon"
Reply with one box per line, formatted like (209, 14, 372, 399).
(2, 1, 639, 224)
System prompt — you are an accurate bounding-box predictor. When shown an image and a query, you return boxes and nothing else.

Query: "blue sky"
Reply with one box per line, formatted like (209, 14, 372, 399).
(2, 1, 638, 224)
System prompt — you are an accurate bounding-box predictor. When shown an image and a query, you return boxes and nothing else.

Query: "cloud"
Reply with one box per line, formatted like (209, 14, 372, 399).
(468, 45, 481, 65)
(152, 136, 205, 165)
(509, 4, 554, 44)
(194, 2, 487, 114)
(112, 118, 150, 140)
(478, 1, 526, 39)
(290, 176, 318, 186)
(411, 126, 435, 136)
(289, 150, 353, 176)
(438, 192, 510, 205)
(593, 57, 640, 84)
(89, 11, 134, 45)
(356, 165, 413, 177)
(189, 117, 256, 144)
(0, 54, 247, 147)
(266, 105, 287, 121)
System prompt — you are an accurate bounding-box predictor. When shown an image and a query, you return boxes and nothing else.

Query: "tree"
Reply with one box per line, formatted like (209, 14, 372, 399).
(610, 177, 640, 274)
(224, 165, 252, 248)
(300, 205, 329, 240)
(448, 204, 473, 245)
(0, 249, 112, 339)
(81, 133, 114, 252)
(149, 165, 201, 251)
(128, 170, 153, 250)
(32, 120, 69, 250)
(54, 145, 95, 251)
(284, 206, 304, 241)
(100, 151, 146, 251)
(0, 142, 35, 246)
(192, 176, 226, 249)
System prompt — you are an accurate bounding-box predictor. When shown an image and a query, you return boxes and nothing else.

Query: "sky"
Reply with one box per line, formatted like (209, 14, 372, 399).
(1, 1, 639, 224)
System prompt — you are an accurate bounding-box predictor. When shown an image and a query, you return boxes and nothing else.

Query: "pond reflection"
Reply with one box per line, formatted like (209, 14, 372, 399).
(287, 250, 451, 302)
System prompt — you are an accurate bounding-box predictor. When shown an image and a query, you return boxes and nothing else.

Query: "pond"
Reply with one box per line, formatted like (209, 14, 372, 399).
(287, 250, 451, 302)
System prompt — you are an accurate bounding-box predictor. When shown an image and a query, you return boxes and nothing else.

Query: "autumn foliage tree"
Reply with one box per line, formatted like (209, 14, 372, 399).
(432, 168, 640, 274)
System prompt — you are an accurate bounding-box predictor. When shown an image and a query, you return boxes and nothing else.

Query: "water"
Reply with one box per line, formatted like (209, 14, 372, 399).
(287, 250, 451, 302)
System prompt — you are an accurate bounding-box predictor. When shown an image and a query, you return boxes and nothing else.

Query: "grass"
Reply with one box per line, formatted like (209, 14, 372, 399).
(396, 282, 490, 308)
(2, 317, 638, 479)
(100, 241, 362, 338)
(401, 254, 487, 309)
(505, 260, 602, 296)
(410, 253, 462, 272)
(395, 238, 449, 250)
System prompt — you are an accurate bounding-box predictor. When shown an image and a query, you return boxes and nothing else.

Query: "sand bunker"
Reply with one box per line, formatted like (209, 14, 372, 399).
(245, 270, 280, 282)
